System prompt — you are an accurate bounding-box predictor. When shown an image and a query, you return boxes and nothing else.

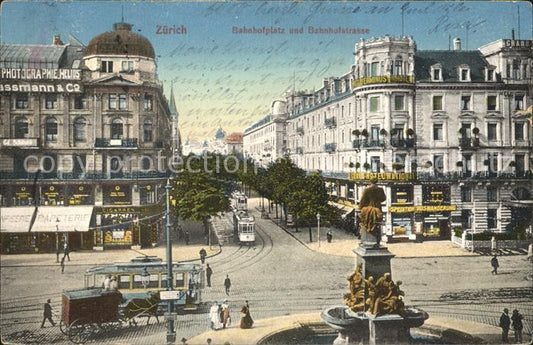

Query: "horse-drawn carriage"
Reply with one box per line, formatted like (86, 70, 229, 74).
(60, 287, 159, 344)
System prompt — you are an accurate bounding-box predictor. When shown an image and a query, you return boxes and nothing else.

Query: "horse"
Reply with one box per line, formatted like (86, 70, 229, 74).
(122, 291, 161, 326)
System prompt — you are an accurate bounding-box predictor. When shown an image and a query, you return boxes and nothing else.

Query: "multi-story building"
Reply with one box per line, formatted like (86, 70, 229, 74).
(0, 23, 174, 253)
(244, 35, 532, 241)
(225, 132, 244, 158)
(243, 100, 288, 166)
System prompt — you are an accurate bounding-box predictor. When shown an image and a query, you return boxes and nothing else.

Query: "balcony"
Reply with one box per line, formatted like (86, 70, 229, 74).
(296, 127, 304, 135)
(459, 137, 479, 150)
(295, 147, 304, 154)
(95, 138, 138, 148)
(1, 138, 40, 148)
(417, 171, 531, 182)
(324, 143, 337, 153)
(324, 117, 337, 128)
(367, 139, 385, 148)
(390, 138, 415, 148)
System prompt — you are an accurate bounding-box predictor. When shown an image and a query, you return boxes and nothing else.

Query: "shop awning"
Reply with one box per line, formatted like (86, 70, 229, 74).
(502, 200, 533, 209)
(0, 207, 36, 233)
(328, 201, 355, 219)
(31, 206, 94, 232)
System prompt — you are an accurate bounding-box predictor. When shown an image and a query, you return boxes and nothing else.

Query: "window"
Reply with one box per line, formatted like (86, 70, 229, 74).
(461, 210, 472, 228)
(487, 187, 498, 202)
(143, 120, 153, 142)
(141, 157, 152, 171)
(101, 60, 113, 73)
(487, 153, 498, 174)
(370, 156, 380, 173)
(15, 118, 29, 138)
(393, 57, 403, 75)
(514, 122, 524, 141)
(515, 154, 525, 175)
(15, 93, 29, 109)
(109, 94, 127, 110)
(460, 68, 469, 81)
(121, 60, 134, 73)
(487, 123, 497, 141)
(110, 156, 122, 174)
(460, 95, 471, 111)
(432, 68, 441, 81)
(461, 123, 472, 138)
(119, 94, 127, 110)
(433, 95, 443, 111)
(394, 95, 404, 111)
(74, 95, 87, 110)
(514, 95, 524, 110)
(45, 94, 57, 109)
(486, 69, 494, 81)
(45, 117, 58, 142)
(433, 154, 444, 174)
(369, 96, 380, 112)
(143, 95, 153, 111)
(460, 186, 472, 202)
(512, 59, 520, 79)
(74, 118, 86, 142)
(433, 123, 443, 141)
(111, 118, 123, 139)
(370, 125, 380, 141)
(371, 61, 379, 76)
(462, 154, 472, 176)
(487, 96, 497, 111)
(487, 209, 497, 229)
(109, 94, 117, 109)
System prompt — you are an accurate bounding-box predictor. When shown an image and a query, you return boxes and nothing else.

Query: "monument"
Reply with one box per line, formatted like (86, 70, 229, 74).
(321, 179, 428, 345)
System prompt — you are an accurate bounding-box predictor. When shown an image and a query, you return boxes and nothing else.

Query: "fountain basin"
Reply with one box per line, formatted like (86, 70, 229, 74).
(320, 306, 368, 330)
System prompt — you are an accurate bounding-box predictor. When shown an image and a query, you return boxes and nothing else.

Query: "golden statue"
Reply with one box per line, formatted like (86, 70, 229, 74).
(358, 178, 386, 236)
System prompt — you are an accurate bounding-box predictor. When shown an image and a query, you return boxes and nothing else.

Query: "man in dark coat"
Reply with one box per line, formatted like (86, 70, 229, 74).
(199, 248, 207, 264)
(491, 255, 499, 275)
(41, 299, 56, 328)
(499, 308, 511, 342)
(511, 309, 523, 343)
(206, 264, 213, 287)
(224, 275, 231, 295)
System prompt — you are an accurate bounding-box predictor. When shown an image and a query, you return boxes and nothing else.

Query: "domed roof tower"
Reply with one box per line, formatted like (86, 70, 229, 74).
(85, 23, 155, 58)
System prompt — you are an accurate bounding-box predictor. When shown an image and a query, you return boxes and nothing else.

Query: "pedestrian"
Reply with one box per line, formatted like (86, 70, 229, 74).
(221, 300, 230, 329)
(60, 256, 65, 273)
(185, 230, 190, 245)
(491, 255, 499, 275)
(499, 308, 511, 342)
(199, 248, 207, 264)
(206, 264, 213, 287)
(109, 277, 118, 291)
(177, 225, 183, 240)
(63, 242, 70, 261)
(326, 230, 333, 243)
(511, 309, 523, 343)
(103, 275, 111, 290)
(240, 300, 254, 329)
(40, 299, 56, 328)
(224, 275, 231, 295)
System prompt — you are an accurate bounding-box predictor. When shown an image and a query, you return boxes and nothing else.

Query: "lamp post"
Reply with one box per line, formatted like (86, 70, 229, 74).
(165, 179, 175, 343)
(55, 218, 60, 263)
(317, 212, 321, 248)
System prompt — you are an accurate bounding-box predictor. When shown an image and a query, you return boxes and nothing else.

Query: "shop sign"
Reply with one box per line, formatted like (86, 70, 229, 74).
(504, 39, 531, 48)
(68, 185, 93, 205)
(349, 172, 417, 182)
(103, 185, 132, 205)
(1, 68, 81, 80)
(14, 186, 31, 199)
(390, 205, 457, 213)
(0, 82, 82, 93)
(97, 207, 136, 214)
(353, 75, 413, 87)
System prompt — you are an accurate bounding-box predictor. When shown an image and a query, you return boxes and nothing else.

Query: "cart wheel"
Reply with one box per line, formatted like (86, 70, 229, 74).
(68, 319, 91, 344)
(59, 320, 68, 335)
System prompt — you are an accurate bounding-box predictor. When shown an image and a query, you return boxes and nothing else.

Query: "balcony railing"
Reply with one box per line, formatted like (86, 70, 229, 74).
(417, 171, 531, 181)
(295, 147, 304, 154)
(459, 137, 479, 149)
(390, 138, 415, 148)
(0, 170, 171, 180)
(95, 138, 138, 148)
(324, 143, 337, 153)
(324, 117, 337, 128)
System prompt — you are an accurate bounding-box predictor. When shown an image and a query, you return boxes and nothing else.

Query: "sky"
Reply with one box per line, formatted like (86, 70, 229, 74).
(1, 1, 532, 141)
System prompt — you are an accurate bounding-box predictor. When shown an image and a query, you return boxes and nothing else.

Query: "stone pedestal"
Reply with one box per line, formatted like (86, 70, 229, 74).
(368, 314, 409, 345)
(353, 245, 395, 281)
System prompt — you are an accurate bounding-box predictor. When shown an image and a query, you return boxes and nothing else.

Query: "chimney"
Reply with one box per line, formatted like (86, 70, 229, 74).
(512, 29, 515, 40)
(53, 35, 63, 46)
(323, 78, 329, 88)
(453, 38, 461, 51)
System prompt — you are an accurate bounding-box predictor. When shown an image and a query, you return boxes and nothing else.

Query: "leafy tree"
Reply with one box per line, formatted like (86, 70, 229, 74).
(267, 156, 306, 219)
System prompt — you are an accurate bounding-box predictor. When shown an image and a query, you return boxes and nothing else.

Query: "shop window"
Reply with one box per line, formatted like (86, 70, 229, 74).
(111, 118, 123, 139)
(369, 96, 380, 112)
(423, 185, 449, 205)
(74, 94, 87, 110)
(487, 187, 498, 202)
(143, 120, 153, 142)
(74, 117, 86, 142)
(15, 118, 29, 138)
(393, 95, 404, 111)
(487, 123, 497, 141)
(433, 95, 443, 111)
(101, 60, 113, 73)
(460, 186, 472, 202)
(15, 93, 29, 109)
(433, 123, 443, 141)
(487, 209, 497, 229)
(45, 94, 58, 109)
(143, 95, 153, 111)
(487, 96, 497, 111)
(514, 122, 524, 140)
(392, 215, 412, 236)
(45, 117, 58, 142)
(460, 95, 471, 111)
(392, 185, 412, 204)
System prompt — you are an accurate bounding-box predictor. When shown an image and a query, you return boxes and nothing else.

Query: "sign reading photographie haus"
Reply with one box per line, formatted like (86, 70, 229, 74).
(0, 68, 82, 93)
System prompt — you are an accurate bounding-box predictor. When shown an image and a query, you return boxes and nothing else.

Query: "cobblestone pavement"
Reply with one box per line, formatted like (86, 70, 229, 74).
(1, 198, 532, 344)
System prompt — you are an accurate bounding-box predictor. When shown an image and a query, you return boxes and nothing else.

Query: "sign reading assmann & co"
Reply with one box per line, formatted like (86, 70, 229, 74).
(0, 68, 82, 93)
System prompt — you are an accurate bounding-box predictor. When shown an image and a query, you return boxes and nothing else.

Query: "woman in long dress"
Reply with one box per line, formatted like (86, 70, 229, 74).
(240, 300, 254, 329)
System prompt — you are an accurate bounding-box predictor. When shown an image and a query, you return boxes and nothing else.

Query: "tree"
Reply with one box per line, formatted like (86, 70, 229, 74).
(267, 156, 306, 220)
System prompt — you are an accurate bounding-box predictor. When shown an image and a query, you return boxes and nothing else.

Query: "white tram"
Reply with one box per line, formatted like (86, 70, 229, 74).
(233, 210, 255, 244)
(231, 191, 247, 211)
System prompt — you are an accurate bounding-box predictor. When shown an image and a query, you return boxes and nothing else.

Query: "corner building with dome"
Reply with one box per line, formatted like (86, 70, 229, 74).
(0, 23, 178, 253)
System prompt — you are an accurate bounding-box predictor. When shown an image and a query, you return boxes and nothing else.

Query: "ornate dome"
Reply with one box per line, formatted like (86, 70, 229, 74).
(85, 23, 155, 59)
(214, 126, 226, 140)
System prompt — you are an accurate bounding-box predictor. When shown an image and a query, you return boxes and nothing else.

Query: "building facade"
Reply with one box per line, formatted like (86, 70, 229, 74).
(244, 36, 532, 241)
(0, 23, 174, 253)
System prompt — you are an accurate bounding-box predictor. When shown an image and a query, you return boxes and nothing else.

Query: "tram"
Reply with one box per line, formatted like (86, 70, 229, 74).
(83, 256, 203, 312)
(232, 210, 256, 244)
(231, 191, 247, 211)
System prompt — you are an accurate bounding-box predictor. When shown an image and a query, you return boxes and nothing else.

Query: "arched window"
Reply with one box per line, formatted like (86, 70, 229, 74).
(74, 117, 86, 142)
(15, 117, 29, 138)
(143, 120, 153, 142)
(45, 117, 58, 142)
(111, 118, 123, 139)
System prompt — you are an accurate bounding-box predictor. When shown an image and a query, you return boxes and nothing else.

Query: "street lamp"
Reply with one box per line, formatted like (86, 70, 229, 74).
(141, 266, 150, 289)
(164, 179, 176, 343)
(55, 218, 60, 263)
(317, 212, 321, 248)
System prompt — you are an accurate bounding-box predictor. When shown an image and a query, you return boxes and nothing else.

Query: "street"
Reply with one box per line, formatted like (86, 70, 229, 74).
(1, 198, 532, 344)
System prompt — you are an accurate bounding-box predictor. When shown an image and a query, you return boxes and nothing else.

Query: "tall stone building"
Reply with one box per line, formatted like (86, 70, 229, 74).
(0, 23, 174, 253)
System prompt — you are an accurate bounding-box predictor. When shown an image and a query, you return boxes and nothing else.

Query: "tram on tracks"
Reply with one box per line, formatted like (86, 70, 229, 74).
(231, 191, 247, 211)
(232, 210, 256, 244)
(83, 256, 204, 312)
